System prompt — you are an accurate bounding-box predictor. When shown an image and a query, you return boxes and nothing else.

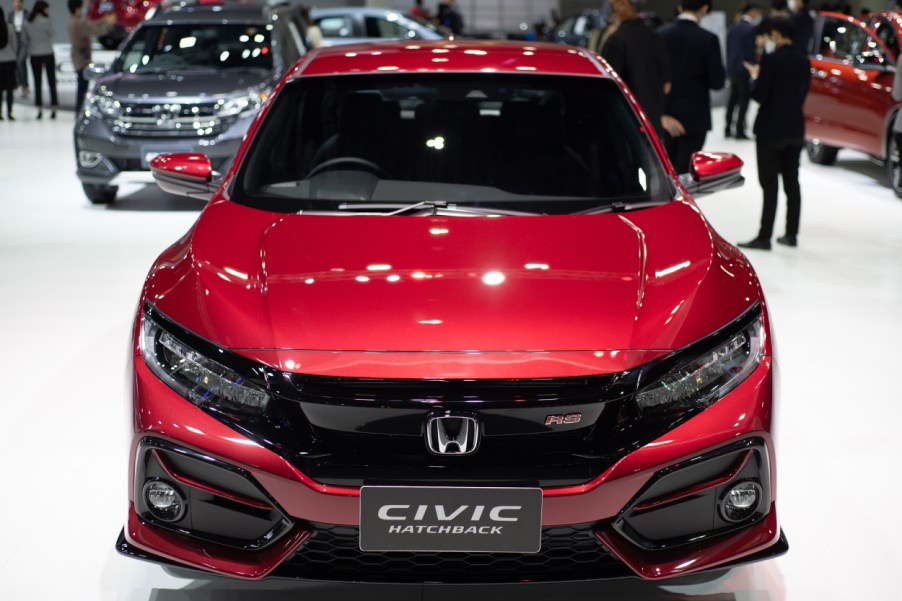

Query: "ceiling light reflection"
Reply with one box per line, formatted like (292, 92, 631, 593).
(482, 271, 505, 286)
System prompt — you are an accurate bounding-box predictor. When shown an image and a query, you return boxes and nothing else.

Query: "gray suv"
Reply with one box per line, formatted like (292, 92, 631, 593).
(75, 1, 308, 204)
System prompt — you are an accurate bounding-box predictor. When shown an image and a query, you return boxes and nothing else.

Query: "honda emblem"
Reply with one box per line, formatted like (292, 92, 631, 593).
(425, 413, 480, 456)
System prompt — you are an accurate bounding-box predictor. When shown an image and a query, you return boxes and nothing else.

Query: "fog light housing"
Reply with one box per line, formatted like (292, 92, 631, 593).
(720, 481, 761, 522)
(143, 480, 186, 522)
(78, 151, 104, 168)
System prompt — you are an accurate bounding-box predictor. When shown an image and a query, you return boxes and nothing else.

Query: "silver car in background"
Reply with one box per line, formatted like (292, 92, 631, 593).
(311, 7, 449, 47)
(74, 1, 308, 205)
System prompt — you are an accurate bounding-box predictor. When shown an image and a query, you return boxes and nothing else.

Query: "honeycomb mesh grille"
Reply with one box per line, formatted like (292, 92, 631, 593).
(277, 522, 628, 583)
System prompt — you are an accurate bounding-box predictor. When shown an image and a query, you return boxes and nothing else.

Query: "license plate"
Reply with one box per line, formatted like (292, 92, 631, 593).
(99, 2, 114, 12)
(359, 486, 542, 553)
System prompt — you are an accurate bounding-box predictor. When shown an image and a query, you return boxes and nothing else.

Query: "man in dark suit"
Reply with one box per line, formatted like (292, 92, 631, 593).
(738, 18, 811, 250)
(789, 0, 814, 54)
(659, 0, 726, 173)
(725, 3, 762, 139)
(602, 0, 671, 140)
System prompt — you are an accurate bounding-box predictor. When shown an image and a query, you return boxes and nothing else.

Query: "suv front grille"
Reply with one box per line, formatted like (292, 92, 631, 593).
(276, 522, 629, 582)
(105, 102, 238, 138)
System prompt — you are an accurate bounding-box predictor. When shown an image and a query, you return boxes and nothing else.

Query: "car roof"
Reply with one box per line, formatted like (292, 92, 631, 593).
(146, 3, 269, 24)
(311, 7, 411, 18)
(296, 40, 610, 78)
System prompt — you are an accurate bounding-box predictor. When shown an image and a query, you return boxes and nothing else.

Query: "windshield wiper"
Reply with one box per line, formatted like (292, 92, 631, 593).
(335, 201, 538, 216)
(574, 198, 670, 215)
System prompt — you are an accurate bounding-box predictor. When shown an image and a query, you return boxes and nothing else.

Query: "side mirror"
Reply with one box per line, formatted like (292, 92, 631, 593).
(84, 64, 108, 81)
(150, 153, 219, 201)
(679, 152, 745, 196)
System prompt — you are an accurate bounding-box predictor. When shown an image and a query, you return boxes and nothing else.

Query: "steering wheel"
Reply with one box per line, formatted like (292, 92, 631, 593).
(306, 157, 389, 179)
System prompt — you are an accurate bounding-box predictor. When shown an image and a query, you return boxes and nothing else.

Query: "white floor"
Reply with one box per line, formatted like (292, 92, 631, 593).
(1, 107, 900, 601)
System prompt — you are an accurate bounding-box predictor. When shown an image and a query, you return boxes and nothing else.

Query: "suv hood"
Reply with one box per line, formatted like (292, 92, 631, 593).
(99, 70, 270, 102)
(144, 199, 759, 375)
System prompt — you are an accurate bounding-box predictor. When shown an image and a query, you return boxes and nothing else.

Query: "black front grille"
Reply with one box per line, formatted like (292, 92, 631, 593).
(276, 522, 629, 583)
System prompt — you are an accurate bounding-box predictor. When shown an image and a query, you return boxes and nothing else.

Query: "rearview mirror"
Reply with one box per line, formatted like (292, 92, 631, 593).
(150, 153, 218, 201)
(679, 152, 744, 196)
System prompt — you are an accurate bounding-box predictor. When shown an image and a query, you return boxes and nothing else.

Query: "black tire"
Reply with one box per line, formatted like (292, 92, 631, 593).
(887, 134, 902, 199)
(806, 140, 839, 165)
(82, 183, 118, 205)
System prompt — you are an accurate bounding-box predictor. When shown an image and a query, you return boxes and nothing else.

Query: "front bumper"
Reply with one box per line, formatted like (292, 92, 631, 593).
(121, 352, 785, 582)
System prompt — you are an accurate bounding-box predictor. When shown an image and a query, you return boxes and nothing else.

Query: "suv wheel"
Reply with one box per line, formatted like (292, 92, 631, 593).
(806, 140, 839, 165)
(83, 183, 119, 205)
(887, 134, 902, 199)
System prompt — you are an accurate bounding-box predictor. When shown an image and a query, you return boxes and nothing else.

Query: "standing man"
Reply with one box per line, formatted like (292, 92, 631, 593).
(602, 0, 670, 140)
(738, 18, 811, 250)
(437, 1, 463, 36)
(725, 3, 761, 139)
(658, 0, 726, 173)
(789, 0, 814, 54)
(7, 0, 28, 98)
(67, 0, 115, 115)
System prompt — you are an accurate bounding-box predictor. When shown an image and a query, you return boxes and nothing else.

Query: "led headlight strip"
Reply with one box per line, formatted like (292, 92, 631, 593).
(140, 304, 270, 416)
(635, 303, 764, 414)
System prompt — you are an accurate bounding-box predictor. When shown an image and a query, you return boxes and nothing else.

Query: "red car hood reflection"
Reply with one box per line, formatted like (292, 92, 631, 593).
(146, 199, 758, 372)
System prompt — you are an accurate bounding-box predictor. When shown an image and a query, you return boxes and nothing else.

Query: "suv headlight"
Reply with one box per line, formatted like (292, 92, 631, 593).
(215, 87, 268, 118)
(140, 307, 270, 417)
(84, 89, 120, 119)
(636, 307, 764, 414)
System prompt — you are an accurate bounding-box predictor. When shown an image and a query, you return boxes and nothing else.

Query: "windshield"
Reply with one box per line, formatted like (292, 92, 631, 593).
(114, 23, 273, 73)
(234, 74, 672, 214)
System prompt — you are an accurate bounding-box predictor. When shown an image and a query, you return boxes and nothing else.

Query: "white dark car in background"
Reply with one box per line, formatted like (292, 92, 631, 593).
(311, 7, 449, 47)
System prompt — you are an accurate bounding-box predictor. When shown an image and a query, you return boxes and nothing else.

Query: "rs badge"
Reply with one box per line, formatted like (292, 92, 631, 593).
(545, 413, 582, 426)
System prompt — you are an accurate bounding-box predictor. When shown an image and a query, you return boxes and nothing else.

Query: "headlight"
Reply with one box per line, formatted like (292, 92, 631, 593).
(215, 87, 268, 118)
(635, 309, 764, 414)
(84, 89, 120, 119)
(140, 308, 270, 416)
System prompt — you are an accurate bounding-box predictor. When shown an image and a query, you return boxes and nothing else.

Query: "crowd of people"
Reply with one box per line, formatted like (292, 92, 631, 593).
(553, 0, 815, 250)
(0, 0, 115, 120)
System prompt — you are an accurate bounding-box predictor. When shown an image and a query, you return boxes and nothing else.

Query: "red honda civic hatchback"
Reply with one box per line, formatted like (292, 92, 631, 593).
(119, 40, 787, 582)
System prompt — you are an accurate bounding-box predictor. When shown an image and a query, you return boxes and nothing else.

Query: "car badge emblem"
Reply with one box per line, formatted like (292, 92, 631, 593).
(425, 412, 480, 456)
(154, 104, 181, 128)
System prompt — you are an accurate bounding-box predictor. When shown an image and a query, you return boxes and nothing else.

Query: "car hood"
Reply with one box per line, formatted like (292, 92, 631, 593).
(98, 70, 270, 102)
(144, 199, 759, 375)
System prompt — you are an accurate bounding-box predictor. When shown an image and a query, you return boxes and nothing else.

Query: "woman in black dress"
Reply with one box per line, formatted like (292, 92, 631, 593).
(0, 6, 19, 120)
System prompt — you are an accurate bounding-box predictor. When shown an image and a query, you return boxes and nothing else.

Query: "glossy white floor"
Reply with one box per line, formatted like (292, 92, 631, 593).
(1, 106, 900, 601)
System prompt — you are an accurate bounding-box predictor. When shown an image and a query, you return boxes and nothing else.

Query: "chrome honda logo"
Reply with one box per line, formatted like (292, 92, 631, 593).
(153, 104, 181, 128)
(425, 413, 480, 456)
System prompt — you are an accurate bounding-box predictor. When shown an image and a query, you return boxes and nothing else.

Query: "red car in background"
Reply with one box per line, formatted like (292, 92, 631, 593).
(805, 11, 902, 195)
(88, 0, 161, 48)
(117, 40, 787, 582)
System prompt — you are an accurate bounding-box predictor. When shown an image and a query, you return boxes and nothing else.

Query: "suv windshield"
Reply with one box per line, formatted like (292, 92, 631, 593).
(114, 23, 273, 73)
(235, 74, 672, 215)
